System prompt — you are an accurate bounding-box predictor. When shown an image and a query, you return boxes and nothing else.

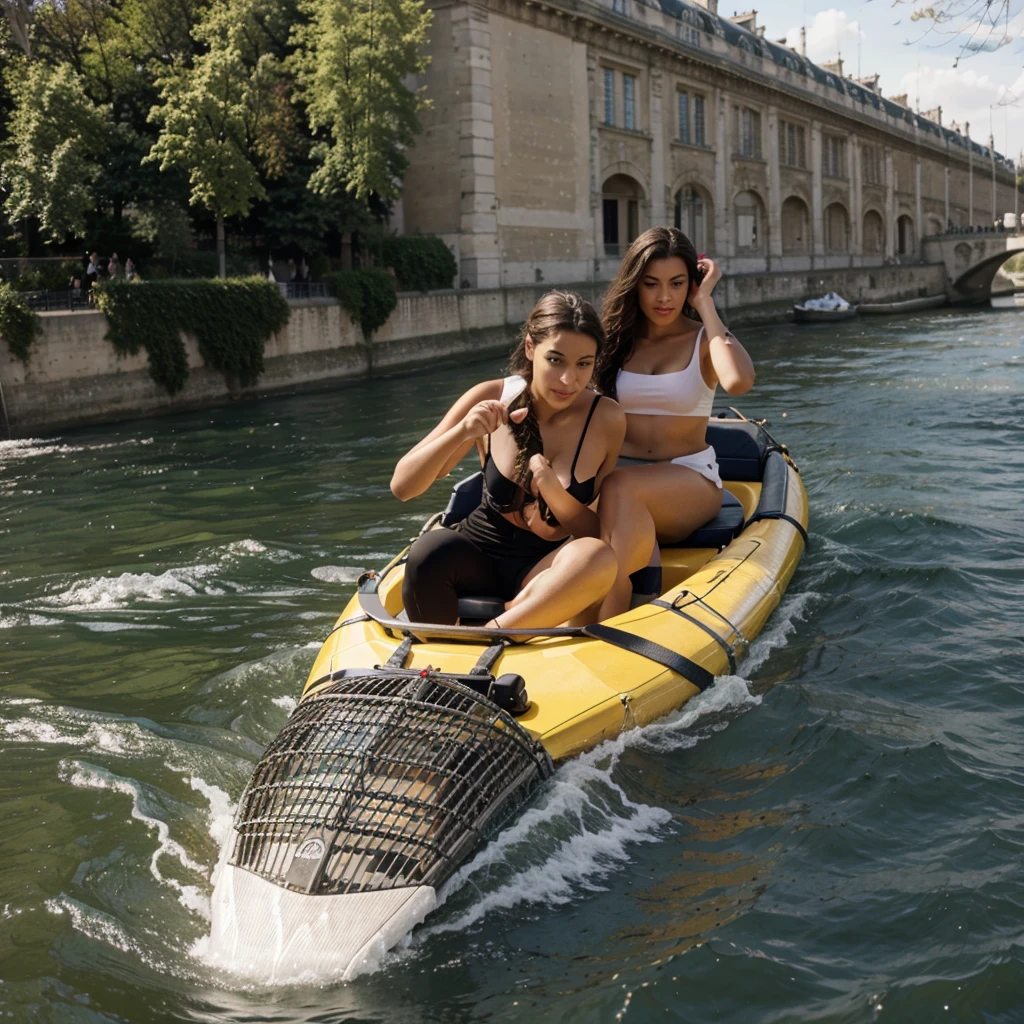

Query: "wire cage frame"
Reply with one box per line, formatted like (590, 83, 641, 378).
(229, 673, 554, 896)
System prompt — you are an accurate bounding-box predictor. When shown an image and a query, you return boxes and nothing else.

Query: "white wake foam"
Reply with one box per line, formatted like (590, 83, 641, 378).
(310, 565, 367, 584)
(426, 676, 761, 939)
(61, 761, 210, 916)
(41, 566, 222, 611)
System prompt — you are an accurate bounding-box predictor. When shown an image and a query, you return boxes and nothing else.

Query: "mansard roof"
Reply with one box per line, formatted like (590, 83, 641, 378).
(645, 0, 1012, 163)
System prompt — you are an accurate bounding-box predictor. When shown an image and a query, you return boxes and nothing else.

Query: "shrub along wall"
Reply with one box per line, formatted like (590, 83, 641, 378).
(0, 283, 42, 363)
(323, 268, 397, 338)
(380, 236, 456, 292)
(92, 278, 289, 394)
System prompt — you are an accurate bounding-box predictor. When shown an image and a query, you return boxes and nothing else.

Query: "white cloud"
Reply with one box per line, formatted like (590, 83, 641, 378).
(784, 8, 864, 62)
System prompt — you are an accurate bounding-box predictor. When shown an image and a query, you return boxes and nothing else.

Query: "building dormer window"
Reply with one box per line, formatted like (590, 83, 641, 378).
(612, 0, 629, 14)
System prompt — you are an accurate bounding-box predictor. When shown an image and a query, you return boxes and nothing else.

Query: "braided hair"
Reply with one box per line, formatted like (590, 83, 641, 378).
(595, 227, 701, 400)
(504, 290, 605, 495)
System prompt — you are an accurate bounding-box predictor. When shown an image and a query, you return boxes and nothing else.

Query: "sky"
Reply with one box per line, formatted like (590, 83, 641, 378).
(737, 0, 1024, 162)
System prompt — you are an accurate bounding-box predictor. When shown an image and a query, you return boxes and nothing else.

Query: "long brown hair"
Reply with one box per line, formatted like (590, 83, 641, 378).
(595, 226, 701, 399)
(503, 290, 604, 488)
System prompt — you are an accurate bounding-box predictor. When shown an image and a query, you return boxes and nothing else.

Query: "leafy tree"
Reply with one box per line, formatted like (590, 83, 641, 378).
(1, 60, 111, 242)
(148, 41, 269, 278)
(291, 0, 432, 202)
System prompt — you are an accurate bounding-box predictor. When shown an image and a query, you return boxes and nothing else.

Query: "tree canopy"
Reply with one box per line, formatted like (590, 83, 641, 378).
(0, 0, 433, 265)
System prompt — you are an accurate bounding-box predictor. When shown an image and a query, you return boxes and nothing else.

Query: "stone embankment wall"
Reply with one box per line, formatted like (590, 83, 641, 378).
(2, 263, 946, 436)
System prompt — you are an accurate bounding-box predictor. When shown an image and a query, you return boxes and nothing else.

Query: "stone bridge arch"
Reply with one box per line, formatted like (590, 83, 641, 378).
(922, 233, 1024, 302)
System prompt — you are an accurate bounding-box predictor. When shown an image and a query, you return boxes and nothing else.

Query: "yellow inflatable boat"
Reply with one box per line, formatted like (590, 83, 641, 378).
(208, 412, 808, 983)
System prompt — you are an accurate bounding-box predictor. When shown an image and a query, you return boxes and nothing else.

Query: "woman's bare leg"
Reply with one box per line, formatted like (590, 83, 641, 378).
(485, 536, 617, 628)
(595, 469, 658, 621)
(598, 464, 722, 621)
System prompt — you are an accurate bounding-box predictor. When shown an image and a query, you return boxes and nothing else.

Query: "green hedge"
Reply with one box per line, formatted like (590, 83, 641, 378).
(323, 268, 397, 337)
(0, 283, 42, 363)
(93, 278, 289, 395)
(381, 236, 456, 292)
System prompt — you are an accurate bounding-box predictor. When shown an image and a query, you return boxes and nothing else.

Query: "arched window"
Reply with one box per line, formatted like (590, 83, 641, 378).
(734, 190, 764, 253)
(673, 185, 711, 253)
(863, 210, 884, 255)
(824, 202, 849, 252)
(781, 196, 809, 255)
(602, 174, 644, 258)
(897, 214, 915, 256)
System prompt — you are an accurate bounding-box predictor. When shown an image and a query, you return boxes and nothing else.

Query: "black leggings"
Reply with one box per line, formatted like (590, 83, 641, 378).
(402, 509, 563, 624)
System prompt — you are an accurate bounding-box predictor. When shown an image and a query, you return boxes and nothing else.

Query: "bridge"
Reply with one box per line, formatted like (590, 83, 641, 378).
(922, 233, 1024, 303)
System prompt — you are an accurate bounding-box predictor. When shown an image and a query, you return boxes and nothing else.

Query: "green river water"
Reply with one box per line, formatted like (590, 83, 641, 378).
(1, 305, 1022, 1023)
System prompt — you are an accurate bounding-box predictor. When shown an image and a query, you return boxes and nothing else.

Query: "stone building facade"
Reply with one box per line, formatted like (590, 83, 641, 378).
(401, 0, 1020, 289)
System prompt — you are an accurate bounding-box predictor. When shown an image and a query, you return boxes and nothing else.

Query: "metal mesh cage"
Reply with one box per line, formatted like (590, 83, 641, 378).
(229, 673, 553, 895)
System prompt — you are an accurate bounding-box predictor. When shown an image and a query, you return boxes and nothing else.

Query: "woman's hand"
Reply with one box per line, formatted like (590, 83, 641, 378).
(689, 256, 722, 311)
(528, 453, 555, 495)
(461, 400, 528, 441)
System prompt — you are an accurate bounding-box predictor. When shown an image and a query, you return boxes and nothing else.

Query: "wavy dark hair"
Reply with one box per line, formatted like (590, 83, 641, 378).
(595, 226, 701, 399)
(503, 290, 605, 492)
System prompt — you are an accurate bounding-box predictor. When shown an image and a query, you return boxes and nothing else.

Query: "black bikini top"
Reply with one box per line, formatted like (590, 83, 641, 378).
(482, 394, 602, 528)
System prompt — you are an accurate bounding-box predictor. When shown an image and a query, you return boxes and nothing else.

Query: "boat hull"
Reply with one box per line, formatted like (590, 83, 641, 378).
(792, 305, 857, 322)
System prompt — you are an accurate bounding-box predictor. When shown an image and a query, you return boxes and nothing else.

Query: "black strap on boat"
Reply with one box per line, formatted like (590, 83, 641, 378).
(470, 641, 507, 676)
(380, 634, 416, 670)
(651, 600, 737, 675)
(745, 510, 809, 546)
(581, 624, 714, 692)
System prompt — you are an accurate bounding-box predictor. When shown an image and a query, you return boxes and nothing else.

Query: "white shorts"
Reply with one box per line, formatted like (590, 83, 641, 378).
(617, 445, 723, 488)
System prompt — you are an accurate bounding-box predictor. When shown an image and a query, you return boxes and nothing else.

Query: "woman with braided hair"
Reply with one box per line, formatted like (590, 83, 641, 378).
(392, 291, 625, 627)
(594, 227, 756, 619)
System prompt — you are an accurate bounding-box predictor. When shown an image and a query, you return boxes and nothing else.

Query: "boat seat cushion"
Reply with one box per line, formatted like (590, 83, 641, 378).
(457, 596, 507, 623)
(440, 471, 484, 528)
(706, 420, 767, 481)
(670, 489, 745, 549)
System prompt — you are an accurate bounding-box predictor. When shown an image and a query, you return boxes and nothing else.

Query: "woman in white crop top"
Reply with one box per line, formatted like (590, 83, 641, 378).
(593, 226, 755, 618)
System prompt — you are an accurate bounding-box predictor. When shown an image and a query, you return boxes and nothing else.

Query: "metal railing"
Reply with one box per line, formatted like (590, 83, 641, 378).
(21, 289, 93, 312)
(277, 281, 327, 299)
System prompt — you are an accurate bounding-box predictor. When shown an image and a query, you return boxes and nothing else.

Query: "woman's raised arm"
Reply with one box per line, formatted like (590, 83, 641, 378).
(390, 379, 507, 501)
(691, 258, 755, 396)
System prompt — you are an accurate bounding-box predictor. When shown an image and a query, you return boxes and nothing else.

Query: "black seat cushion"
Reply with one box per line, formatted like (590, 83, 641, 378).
(706, 420, 767, 481)
(457, 596, 507, 623)
(440, 472, 485, 528)
(673, 490, 745, 549)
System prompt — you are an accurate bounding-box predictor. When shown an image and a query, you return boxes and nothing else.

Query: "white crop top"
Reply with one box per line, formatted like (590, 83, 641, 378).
(615, 326, 716, 418)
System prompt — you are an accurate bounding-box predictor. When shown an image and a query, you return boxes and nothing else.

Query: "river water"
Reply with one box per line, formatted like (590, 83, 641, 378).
(1, 305, 1022, 1023)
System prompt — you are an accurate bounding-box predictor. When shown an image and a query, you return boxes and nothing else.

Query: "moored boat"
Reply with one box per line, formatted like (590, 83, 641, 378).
(793, 291, 857, 322)
(207, 411, 809, 983)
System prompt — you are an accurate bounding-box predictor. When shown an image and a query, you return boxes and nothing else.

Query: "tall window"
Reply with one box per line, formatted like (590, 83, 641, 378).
(738, 107, 762, 159)
(677, 91, 707, 146)
(623, 74, 636, 130)
(780, 120, 806, 168)
(862, 146, 882, 185)
(822, 135, 848, 178)
(603, 69, 615, 126)
(612, 0, 629, 12)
